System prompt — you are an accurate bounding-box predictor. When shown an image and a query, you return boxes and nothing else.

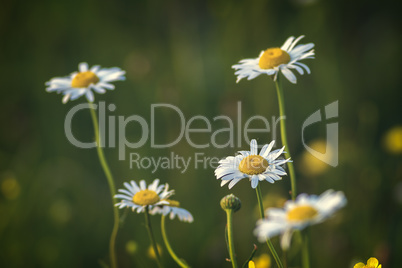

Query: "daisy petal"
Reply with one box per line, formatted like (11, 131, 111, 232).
(130, 181, 141, 192)
(85, 90, 94, 102)
(260, 140, 275, 158)
(139, 180, 146, 190)
(228, 178, 243, 189)
(250, 139, 258, 155)
(251, 175, 259, 188)
(97, 82, 115, 90)
(294, 62, 311, 74)
(92, 86, 106, 94)
(289, 64, 304, 75)
(281, 68, 297, 84)
(262, 174, 275, 183)
(288, 35, 305, 51)
(238, 151, 251, 157)
(247, 71, 262, 80)
(90, 65, 101, 73)
(62, 93, 71, 104)
(221, 179, 231, 187)
(101, 70, 126, 82)
(290, 43, 315, 58)
(281, 36, 295, 51)
(79, 62, 88, 72)
(280, 229, 294, 250)
(123, 182, 135, 193)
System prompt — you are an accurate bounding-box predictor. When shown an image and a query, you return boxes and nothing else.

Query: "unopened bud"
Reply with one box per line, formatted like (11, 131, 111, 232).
(220, 194, 241, 212)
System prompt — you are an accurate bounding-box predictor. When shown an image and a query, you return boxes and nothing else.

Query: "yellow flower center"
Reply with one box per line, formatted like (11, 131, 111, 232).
(71, 71, 100, 88)
(239, 155, 269, 175)
(165, 199, 180, 207)
(258, 48, 291, 69)
(287, 205, 318, 221)
(132, 190, 160, 206)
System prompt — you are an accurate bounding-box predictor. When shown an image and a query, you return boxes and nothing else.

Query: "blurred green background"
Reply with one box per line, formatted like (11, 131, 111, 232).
(1, 0, 401, 267)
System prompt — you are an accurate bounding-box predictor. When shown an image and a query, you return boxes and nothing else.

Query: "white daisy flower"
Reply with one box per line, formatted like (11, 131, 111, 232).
(150, 200, 194, 223)
(214, 139, 290, 189)
(254, 190, 347, 250)
(232, 35, 315, 84)
(114, 179, 174, 213)
(45, 62, 126, 103)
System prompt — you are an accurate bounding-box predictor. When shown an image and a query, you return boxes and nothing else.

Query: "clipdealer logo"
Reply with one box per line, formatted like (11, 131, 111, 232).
(64, 102, 285, 160)
(63, 101, 339, 172)
(302, 101, 339, 167)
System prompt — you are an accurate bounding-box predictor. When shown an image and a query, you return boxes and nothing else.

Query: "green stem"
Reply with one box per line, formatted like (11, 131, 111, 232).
(256, 185, 283, 268)
(161, 215, 190, 268)
(241, 244, 258, 268)
(88, 102, 119, 268)
(301, 230, 311, 268)
(282, 250, 288, 268)
(145, 207, 163, 268)
(225, 209, 238, 268)
(274, 78, 297, 200)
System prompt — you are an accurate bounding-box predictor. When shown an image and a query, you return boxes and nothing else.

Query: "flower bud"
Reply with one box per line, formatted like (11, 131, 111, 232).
(220, 194, 241, 212)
